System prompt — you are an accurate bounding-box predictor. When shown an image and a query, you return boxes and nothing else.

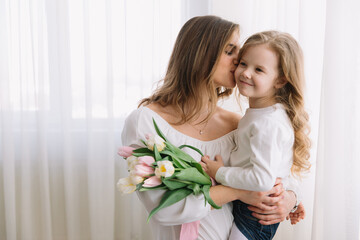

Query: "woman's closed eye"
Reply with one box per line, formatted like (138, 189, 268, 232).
(225, 50, 233, 55)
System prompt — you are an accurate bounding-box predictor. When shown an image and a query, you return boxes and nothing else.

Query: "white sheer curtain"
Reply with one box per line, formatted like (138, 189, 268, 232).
(311, 0, 360, 239)
(0, 0, 210, 239)
(214, 0, 360, 239)
(1, 0, 360, 240)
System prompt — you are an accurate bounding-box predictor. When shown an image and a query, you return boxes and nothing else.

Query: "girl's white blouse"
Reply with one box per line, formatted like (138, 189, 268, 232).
(121, 106, 237, 240)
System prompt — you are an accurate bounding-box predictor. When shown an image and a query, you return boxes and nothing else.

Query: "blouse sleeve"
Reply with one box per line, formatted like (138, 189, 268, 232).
(282, 174, 302, 205)
(216, 118, 292, 192)
(121, 109, 211, 225)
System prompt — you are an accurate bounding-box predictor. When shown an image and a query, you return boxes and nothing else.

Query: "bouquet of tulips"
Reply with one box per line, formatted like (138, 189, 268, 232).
(117, 118, 221, 221)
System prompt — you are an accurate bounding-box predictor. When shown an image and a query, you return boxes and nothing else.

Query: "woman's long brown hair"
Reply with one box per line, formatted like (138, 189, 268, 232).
(139, 15, 239, 124)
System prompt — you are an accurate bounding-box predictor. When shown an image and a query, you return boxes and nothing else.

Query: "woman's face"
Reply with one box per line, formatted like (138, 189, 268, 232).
(212, 31, 240, 88)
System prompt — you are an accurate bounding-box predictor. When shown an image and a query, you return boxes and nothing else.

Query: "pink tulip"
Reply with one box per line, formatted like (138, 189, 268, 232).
(118, 146, 135, 158)
(133, 164, 154, 177)
(138, 156, 155, 166)
(143, 176, 162, 187)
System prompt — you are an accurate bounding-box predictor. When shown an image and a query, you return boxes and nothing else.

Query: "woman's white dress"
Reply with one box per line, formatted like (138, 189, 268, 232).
(121, 106, 237, 240)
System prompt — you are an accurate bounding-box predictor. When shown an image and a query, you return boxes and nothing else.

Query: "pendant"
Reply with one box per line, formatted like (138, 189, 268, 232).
(199, 130, 203, 135)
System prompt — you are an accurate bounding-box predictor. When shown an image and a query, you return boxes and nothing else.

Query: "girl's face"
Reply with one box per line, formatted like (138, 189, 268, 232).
(212, 31, 240, 89)
(235, 44, 283, 108)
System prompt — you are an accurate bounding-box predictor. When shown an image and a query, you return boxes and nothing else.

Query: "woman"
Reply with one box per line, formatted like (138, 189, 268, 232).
(121, 15, 299, 240)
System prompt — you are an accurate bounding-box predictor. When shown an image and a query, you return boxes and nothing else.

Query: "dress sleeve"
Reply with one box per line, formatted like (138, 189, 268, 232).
(216, 119, 291, 192)
(121, 109, 211, 225)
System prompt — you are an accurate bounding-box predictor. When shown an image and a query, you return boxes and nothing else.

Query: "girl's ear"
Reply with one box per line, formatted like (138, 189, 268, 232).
(274, 77, 287, 89)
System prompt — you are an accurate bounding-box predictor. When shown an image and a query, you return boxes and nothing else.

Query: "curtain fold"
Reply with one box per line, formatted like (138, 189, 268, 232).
(312, 0, 360, 239)
(0, 0, 196, 239)
(1, 0, 360, 239)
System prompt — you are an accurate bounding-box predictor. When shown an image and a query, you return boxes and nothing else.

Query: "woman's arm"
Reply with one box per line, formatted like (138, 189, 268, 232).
(210, 178, 297, 225)
(210, 184, 283, 211)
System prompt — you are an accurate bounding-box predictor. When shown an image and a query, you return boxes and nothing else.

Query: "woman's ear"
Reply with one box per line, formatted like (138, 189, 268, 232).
(274, 77, 287, 89)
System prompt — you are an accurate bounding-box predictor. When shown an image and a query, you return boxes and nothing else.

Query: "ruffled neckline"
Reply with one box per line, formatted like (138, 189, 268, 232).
(141, 106, 237, 145)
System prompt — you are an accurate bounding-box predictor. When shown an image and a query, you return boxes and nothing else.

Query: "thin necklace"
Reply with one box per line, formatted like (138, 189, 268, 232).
(190, 119, 210, 135)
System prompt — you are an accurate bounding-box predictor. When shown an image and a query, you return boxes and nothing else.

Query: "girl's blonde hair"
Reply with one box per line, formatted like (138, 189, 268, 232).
(238, 31, 311, 177)
(139, 15, 239, 124)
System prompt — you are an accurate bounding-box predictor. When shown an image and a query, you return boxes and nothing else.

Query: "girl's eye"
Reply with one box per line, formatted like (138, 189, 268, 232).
(239, 62, 246, 66)
(256, 68, 263, 72)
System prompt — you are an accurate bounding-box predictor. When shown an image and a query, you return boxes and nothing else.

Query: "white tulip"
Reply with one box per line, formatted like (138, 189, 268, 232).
(155, 160, 175, 178)
(117, 177, 136, 194)
(146, 134, 165, 152)
(129, 174, 144, 185)
(126, 155, 138, 171)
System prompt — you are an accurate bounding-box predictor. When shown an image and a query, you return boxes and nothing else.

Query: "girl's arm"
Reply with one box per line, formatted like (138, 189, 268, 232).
(209, 117, 293, 192)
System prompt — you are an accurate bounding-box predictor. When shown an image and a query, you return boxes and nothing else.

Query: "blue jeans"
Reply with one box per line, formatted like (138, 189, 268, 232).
(233, 200, 279, 240)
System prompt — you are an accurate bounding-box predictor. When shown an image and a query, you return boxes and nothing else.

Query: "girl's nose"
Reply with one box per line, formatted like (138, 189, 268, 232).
(242, 68, 251, 79)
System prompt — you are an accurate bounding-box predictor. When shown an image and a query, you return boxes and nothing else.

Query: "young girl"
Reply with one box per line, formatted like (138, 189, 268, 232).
(201, 30, 311, 239)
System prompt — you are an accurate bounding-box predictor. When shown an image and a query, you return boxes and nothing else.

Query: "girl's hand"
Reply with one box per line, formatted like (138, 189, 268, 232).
(200, 155, 224, 179)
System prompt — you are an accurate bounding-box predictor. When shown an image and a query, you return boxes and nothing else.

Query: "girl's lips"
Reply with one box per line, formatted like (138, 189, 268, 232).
(239, 80, 254, 86)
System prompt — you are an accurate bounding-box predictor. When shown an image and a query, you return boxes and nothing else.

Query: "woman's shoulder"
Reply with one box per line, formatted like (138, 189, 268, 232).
(122, 104, 169, 144)
(124, 105, 147, 123)
(215, 107, 242, 131)
(144, 103, 178, 123)
(123, 105, 160, 134)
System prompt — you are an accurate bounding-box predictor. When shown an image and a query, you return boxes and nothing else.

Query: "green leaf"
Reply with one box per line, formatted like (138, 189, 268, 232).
(171, 155, 191, 169)
(190, 161, 210, 179)
(132, 152, 154, 157)
(179, 144, 204, 156)
(165, 142, 196, 163)
(133, 147, 152, 154)
(162, 178, 188, 190)
(175, 168, 211, 185)
(171, 158, 187, 169)
(187, 183, 201, 195)
(201, 185, 221, 209)
(152, 118, 169, 142)
(153, 144, 162, 161)
(141, 139, 147, 146)
(147, 188, 193, 222)
(139, 185, 168, 191)
(136, 183, 143, 191)
(159, 150, 190, 169)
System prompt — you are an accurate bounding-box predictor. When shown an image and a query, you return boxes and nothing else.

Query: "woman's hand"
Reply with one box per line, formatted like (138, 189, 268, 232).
(236, 178, 300, 225)
(237, 178, 284, 212)
(248, 189, 297, 225)
(286, 202, 305, 225)
(203, 157, 302, 225)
